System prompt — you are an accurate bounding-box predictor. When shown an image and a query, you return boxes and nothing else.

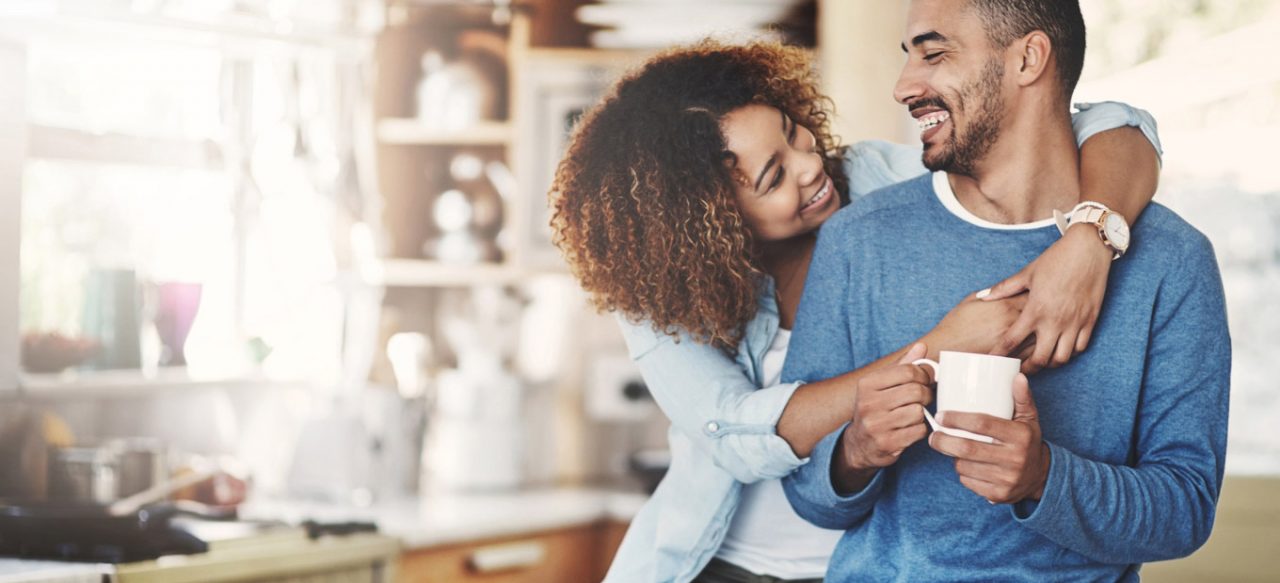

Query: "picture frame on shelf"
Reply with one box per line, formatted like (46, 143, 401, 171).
(513, 60, 615, 270)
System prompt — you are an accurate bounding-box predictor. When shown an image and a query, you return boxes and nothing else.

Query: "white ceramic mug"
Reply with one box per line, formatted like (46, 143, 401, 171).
(913, 351, 1021, 443)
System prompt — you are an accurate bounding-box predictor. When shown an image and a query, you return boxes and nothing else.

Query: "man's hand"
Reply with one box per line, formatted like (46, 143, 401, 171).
(981, 224, 1112, 373)
(927, 373, 1051, 504)
(833, 343, 932, 494)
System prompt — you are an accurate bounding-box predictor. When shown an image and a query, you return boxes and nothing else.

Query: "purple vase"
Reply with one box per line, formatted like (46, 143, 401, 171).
(154, 282, 203, 366)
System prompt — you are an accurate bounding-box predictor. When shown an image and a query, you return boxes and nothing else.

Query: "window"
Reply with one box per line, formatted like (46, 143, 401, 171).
(1079, 0, 1280, 474)
(10, 3, 378, 387)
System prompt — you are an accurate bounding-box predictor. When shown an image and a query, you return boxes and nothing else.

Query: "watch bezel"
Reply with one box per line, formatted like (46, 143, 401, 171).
(1103, 212, 1130, 250)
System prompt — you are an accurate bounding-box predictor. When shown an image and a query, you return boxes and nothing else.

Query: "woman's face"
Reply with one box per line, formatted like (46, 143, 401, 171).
(721, 104, 837, 243)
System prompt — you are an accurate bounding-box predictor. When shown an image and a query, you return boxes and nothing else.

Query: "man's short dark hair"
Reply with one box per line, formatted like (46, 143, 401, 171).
(968, 0, 1086, 101)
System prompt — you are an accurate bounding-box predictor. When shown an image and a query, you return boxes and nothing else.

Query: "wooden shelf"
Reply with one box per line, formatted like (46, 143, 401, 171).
(14, 367, 301, 399)
(376, 118, 512, 146)
(27, 124, 225, 170)
(365, 259, 520, 287)
(524, 47, 653, 67)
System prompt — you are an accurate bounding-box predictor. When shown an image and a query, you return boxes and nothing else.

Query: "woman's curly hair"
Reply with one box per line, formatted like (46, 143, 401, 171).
(549, 40, 848, 353)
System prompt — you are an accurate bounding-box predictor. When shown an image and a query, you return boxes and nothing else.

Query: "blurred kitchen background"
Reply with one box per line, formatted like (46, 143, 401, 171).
(0, 1, 1275, 582)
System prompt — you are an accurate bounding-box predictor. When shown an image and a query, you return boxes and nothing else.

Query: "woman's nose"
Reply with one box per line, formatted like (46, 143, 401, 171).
(795, 148, 824, 186)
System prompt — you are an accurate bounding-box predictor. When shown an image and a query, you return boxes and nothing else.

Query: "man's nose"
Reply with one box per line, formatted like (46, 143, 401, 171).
(894, 65, 924, 105)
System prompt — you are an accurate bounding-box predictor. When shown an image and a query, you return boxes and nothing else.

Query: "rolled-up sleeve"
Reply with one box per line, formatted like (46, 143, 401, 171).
(1072, 101, 1164, 163)
(616, 315, 807, 483)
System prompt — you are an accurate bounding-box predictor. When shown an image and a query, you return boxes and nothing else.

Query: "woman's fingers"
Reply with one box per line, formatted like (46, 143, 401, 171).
(1075, 325, 1094, 354)
(993, 311, 1036, 357)
(981, 269, 1030, 301)
(1023, 328, 1058, 374)
(1050, 327, 1078, 368)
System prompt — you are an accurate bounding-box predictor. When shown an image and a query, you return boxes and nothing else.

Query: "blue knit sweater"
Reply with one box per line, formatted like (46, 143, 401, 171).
(781, 172, 1231, 582)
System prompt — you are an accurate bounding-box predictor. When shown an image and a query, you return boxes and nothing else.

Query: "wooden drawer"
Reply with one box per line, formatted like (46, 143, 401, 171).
(399, 521, 628, 583)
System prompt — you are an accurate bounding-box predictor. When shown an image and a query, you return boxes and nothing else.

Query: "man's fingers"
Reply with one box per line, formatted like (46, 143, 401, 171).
(928, 430, 1003, 462)
(889, 423, 929, 450)
(957, 474, 1005, 504)
(869, 423, 929, 460)
(1011, 374, 1038, 423)
(863, 363, 933, 393)
(981, 270, 1029, 301)
(954, 459, 1009, 484)
(881, 383, 933, 411)
(935, 411, 1023, 446)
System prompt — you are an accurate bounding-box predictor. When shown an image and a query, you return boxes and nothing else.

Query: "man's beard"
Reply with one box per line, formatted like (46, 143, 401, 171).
(922, 58, 1005, 176)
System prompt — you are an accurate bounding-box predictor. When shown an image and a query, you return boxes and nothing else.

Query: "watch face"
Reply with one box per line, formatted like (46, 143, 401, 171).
(1105, 213, 1130, 249)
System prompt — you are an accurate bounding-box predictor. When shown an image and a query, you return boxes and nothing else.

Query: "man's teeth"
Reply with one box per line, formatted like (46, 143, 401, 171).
(917, 111, 951, 131)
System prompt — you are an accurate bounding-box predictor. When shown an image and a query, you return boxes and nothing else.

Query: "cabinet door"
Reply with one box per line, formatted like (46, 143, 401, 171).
(0, 42, 24, 392)
(400, 524, 607, 583)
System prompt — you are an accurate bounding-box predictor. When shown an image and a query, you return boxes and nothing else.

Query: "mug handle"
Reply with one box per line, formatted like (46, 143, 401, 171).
(910, 358, 995, 445)
(912, 358, 939, 379)
(911, 358, 944, 433)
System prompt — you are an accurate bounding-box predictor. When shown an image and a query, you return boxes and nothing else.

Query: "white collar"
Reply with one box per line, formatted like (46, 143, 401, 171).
(932, 172, 1058, 231)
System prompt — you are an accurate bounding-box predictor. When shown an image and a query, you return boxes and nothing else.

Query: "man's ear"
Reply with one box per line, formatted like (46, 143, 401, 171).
(1014, 30, 1053, 88)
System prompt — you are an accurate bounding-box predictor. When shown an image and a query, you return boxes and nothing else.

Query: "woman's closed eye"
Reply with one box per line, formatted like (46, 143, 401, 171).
(769, 165, 785, 192)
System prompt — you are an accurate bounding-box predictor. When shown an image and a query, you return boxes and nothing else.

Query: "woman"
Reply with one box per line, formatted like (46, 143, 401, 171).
(550, 41, 1160, 583)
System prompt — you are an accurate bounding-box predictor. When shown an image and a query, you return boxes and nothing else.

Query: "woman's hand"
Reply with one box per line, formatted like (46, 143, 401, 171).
(980, 224, 1113, 373)
(924, 291, 1028, 359)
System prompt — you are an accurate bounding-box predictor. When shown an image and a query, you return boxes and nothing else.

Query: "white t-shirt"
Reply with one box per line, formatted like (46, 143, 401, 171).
(713, 328, 842, 578)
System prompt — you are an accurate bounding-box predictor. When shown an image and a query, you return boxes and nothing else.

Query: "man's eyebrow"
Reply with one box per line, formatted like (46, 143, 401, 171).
(754, 110, 788, 192)
(900, 30, 948, 53)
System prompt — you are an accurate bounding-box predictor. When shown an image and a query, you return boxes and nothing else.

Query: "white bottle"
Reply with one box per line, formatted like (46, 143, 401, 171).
(415, 50, 492, 131)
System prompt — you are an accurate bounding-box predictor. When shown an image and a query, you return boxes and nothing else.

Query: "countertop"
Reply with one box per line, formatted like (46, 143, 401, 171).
(0, 561, 108, 583)
(0, 488, 647, 581)
(240, 487, 648, 550)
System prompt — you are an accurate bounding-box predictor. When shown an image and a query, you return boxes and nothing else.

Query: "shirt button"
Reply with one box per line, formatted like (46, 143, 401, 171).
(705, 421, 720, 433)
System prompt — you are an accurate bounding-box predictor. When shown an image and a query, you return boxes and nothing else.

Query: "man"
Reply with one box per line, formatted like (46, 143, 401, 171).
(780, 0, 1231, 581)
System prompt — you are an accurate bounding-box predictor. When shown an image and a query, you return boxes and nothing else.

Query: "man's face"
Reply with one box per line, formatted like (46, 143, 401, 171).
(895, 0, 1009, 175)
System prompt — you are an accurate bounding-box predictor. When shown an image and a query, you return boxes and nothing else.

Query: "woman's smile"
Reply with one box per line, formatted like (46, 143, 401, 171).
(801, 175, 835, 214)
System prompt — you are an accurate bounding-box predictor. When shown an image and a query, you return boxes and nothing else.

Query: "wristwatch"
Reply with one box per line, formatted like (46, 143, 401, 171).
(1053, 202, 1131, 260)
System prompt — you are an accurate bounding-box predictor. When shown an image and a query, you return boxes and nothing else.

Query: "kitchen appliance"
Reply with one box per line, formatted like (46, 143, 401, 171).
(0, 501, 211, 563)
(422, 287, 526, 492)
(45, 439, 171, 505)
(47, 447, 118, 505)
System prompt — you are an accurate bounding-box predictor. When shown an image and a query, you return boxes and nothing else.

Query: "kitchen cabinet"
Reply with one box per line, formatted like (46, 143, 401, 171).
(370, 1, 649, 284)
(113, 530, 400, 583)
(398, 520, 627, 583)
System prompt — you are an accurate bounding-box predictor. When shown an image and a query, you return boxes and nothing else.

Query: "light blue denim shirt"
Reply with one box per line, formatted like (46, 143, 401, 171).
(604, 102, 1162, 583)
